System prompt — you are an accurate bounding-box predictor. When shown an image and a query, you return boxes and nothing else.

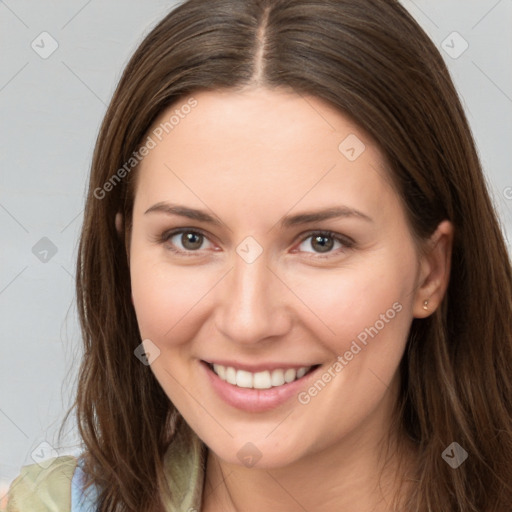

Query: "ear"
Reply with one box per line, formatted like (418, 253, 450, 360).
(413, 220, 454, 318)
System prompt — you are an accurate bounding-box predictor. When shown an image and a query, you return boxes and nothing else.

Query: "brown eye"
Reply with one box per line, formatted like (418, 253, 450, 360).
(160, 229, 215, 255)
(296, 231, 353, 258)
(180, 232, 204, 250)
(310, 234, 334, 253)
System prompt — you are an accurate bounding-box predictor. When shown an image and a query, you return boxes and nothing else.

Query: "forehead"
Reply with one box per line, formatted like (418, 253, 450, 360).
(133, 87, 399, 227)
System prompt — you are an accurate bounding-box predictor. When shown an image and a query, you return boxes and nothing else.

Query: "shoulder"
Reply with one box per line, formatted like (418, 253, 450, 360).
(6, 455, 78, 512)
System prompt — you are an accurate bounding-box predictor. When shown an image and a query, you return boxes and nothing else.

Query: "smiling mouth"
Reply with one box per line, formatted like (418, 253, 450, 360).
(203, 361, 321, 390)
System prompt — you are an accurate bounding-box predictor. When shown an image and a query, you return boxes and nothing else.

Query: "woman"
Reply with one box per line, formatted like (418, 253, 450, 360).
(7, 0, 512, 510)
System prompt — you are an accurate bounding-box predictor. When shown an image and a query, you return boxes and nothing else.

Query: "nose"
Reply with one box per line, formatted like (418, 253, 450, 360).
(214, 247, 292, 346)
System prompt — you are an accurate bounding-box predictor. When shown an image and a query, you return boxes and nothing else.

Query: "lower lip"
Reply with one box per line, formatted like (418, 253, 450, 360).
(201, 361, 322, 413)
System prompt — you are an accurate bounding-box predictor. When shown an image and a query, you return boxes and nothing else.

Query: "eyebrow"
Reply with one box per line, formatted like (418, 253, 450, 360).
(144, 202, 373, 228)
(145, 202, 224, 227)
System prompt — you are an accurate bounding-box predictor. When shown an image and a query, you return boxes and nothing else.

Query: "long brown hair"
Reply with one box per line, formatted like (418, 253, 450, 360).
(59, 0, 512, 510)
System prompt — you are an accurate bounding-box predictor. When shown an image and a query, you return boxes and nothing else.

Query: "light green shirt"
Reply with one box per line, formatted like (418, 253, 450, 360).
(6, 430, 206, 511)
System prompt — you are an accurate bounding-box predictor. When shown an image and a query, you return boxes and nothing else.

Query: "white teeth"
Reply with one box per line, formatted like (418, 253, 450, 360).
(271, 369, 285, 387)
(253, 371, 272, 389)
(210, 364, 313, 389)
(296, 367, 308, 379)
(213, 363, 226, 380)
(236, 370, 253, 388)
(225, 366, 237, 385)
(284, 368, 296, 383)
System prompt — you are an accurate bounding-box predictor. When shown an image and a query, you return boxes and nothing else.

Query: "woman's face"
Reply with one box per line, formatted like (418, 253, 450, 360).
(128, 87, 430, 469)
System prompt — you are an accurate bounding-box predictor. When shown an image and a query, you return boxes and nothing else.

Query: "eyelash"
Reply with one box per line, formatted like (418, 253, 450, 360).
(155, 228, 355, 259)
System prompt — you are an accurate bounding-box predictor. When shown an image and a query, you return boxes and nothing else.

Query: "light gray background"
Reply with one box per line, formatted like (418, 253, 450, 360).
(1, 0, 511, 497)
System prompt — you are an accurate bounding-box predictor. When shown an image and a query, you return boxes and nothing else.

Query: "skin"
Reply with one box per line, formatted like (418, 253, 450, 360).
(123, 87, 453, 511)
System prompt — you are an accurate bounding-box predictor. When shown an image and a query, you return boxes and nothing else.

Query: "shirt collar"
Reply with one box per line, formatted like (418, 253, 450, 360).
(162, 422, 206, 511)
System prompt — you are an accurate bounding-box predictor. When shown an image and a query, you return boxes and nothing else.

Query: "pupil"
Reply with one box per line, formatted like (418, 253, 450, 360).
(312, 235, 333, 253)
(182, 232, 202, 250)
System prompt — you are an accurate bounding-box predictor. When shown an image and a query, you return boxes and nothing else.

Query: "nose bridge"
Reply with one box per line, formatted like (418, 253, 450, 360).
(215, 241, 290, 344)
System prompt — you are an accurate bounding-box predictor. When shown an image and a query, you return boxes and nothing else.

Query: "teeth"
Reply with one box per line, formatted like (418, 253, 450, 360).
(296, 367, 308, 378)
(271, 369, 285, 387)
(253, 370, 272, 389)
(236, 370, 253, 388)
(211, 364, 313, 389)
(284, 368, 296, 383)
(225, 366, 237, 385)
(213, 363, 226, 380)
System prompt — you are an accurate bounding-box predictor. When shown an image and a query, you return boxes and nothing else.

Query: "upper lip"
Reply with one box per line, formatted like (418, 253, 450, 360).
(202, 359, 321, 373)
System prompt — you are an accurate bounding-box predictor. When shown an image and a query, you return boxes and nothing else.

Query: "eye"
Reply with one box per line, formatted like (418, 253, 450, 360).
(159, 228, 215, 255)
(156, 228, 354, 259)
(296, 231, 353, 258)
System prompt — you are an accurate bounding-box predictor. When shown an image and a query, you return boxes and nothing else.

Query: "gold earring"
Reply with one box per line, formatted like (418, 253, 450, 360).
(423, 300, 429, 310)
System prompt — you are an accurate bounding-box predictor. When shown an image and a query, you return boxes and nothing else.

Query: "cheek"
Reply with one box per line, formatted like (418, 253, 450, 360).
(129, 250, 216, 408)
(130, 252, 216, 343)
(283, 252, 416, 357)
(284, 257, 416, 447)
